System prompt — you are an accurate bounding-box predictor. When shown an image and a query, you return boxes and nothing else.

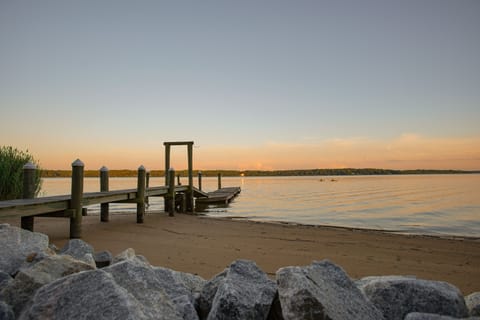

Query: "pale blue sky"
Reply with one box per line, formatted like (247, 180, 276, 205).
(1, 0, 479, 169)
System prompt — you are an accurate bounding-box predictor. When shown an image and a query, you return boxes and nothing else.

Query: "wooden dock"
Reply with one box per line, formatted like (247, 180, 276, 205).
(0, 143, 241, 238)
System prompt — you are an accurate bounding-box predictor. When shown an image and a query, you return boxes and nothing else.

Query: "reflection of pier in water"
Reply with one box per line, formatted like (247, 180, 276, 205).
(0, 141, 240, 238)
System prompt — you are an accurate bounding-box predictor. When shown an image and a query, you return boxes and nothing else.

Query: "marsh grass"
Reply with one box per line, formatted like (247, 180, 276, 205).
(0, 146, 42, 200)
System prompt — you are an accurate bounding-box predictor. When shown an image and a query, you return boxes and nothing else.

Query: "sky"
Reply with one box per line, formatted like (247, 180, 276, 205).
(1, 0, 479, 170)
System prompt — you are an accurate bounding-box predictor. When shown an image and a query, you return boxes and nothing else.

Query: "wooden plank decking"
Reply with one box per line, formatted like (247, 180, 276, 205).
(195, 187, 241, 204)
(0, 185, 209, 219)
(0, 186, 221, 219)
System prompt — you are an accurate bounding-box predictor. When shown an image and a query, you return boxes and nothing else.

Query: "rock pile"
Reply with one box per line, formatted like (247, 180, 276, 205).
(0, 223, 479, 320)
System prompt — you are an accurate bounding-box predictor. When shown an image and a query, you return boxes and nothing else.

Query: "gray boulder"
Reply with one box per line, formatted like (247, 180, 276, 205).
(405, 312, 480, 320)
(103, 259, 182, 319)
(276, 260, 384, 320)
(111, 248, 149, 265)
(48, 243, 59, 253)
(153, 266, 206, 320)
(94, 250, 113, 268)
(0, 271, 12, 288)
(172, 294, 201, 320)
(206, 259, 276, 320)
(0, 301, 14, 320)
(81, 253, 97, 268)
(19, 269, 148, 319)
(197, 269, 227, 319)
(0, 224, 49, 275)
(1, 254, 95, 317)
(171, 269, 207, 300)
(357, 276, 469, 320)
(466, 292, 480, 316)
(59, 239, 95, 266)
(112, 248, 136, 263)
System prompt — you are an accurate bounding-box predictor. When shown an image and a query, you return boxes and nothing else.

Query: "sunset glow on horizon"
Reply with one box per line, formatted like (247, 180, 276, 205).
(1, 1, 479, 171)
(15, 134, 479, 171)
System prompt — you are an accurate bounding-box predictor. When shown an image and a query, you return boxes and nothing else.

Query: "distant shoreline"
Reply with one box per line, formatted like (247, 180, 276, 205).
(41, 168, 480, 178)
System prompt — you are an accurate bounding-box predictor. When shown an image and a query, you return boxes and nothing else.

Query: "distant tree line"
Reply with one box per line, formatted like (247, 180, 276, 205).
(41, 168, 479, 178)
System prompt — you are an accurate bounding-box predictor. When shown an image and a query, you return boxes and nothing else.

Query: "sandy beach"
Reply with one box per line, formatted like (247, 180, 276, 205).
(3, 212, 480, 295)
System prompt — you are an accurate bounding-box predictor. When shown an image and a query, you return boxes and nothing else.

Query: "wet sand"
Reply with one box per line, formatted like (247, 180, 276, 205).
(4, 212, 480, 294)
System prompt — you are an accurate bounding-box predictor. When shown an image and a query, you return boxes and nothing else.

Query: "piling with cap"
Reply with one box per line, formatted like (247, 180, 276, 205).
(20, 162, 36, 231)
(198, 171, 203, 191)
(137, 165, 146, 223)
(100, 166, 109, 222)
(70, 159, 84, 239)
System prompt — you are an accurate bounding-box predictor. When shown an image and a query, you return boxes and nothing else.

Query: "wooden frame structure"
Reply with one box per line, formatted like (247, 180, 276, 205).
(164, 141, 194, 212)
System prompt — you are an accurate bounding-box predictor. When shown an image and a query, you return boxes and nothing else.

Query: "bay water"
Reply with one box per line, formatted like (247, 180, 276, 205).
(40, 174, 480, 237)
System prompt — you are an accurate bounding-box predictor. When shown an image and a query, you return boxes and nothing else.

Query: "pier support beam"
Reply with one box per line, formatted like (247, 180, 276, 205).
(137, 165, 146, 223)
(198, 171, 203, 191)
(100, 166, 109, 222)
(187, 143, 194, 212)
(70, 159, 84, 239)
(168, 168, 175, 216)
(218, 173, 222, 190)
(21, 162, 36, 231)
(146, 171, 150, 208)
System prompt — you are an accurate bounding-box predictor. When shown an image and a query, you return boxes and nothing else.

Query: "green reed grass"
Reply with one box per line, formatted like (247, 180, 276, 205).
(0, 146, 42, 200)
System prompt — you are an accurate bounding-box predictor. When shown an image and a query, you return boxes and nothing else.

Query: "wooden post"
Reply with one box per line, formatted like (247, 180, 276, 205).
(70, 159, 84, 239)
(165, 145, 171, 186)
(21, 162, 36, 231)
(178, 193, 186, 213)
(164, 144, 171, 210)
(145, 171, 150, 208)
(137, 165, 146, 223)
(168, 168, 175, 216)
(218, 173, 222, 190)
(187, 142, 194, 212)
(177, 174, 181, 185)
(198, 171, 203, 191)
(100, 166, 109, 222)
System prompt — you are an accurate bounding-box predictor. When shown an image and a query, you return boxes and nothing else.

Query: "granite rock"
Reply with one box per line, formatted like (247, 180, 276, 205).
(197, 269, 227, 319)
(0, 301, 14, 320)
(357, 276, 469, 320)
(206, 259, 276, 320)
(0, 254, 95, 317)
(276, 260, 384, 320)
(405, 312, 480, 320)
(94, 250, 113, 268)
(19, 269, 148, 320)
(59, 239, 95, 266)
(466, 292, 480, 316)
(0, 271, 12, 288)
(0, 224, 49, 275)
(111, 248, 148, 265)
(103, 259, 182, 319)
(153, 266, 206, 320)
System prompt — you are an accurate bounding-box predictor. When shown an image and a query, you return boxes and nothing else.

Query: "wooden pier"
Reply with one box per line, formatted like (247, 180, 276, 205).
(0, 141, 241, 238)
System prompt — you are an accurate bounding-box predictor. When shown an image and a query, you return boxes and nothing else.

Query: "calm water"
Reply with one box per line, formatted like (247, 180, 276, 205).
(40, 175, 480, 237)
